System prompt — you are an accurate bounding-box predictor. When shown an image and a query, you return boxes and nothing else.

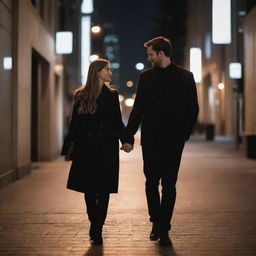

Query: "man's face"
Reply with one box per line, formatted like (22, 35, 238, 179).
(147, 46, 161, 67)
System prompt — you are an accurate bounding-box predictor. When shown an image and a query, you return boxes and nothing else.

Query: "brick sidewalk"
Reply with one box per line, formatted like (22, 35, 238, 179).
(0, 136, 256, 256)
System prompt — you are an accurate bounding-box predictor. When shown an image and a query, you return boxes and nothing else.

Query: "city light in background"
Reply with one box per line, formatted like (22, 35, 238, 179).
(90, 54, 99, 62)
(55, 32, 73, 54)
(81, 0, 93, 14)
(135, 62, 144, 70)
(118, 95, 124, 103)
(54, 64, 64, 73)
(126, 81, 133, 87)
(212, 0, 231, 44)
(218, 83, 225, 90)
(189, 47, 202, 83)
(229, 62, 242, 79)
(91, 25, 101, 33)
(81, 16, 91, 84)
(111, 63, 120, 69)
(124, 98, 134, 107)
(3, 57, 12, 70)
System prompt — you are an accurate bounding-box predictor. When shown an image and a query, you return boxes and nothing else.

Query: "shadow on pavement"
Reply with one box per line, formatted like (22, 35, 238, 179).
(83, 245, 104, 256)
(156, 244, 182, 256)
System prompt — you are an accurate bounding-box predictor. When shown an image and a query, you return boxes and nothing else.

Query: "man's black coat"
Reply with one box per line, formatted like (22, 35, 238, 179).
(123, 63, 199, 146)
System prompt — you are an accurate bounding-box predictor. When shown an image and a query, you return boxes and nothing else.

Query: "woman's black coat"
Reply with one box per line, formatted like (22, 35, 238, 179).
(61, 85, 125, 193)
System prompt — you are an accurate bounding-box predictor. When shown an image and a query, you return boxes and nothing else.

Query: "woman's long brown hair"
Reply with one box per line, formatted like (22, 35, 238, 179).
(74, 59, 110, 114)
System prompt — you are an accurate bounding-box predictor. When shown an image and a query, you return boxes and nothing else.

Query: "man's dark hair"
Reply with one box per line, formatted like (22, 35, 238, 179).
(144, 36, 172, 57)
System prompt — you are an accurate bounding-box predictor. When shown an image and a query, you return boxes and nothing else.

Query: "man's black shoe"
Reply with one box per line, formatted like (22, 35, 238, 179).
(159, 231, 172, 246)
(150, 222, 159, 241)
(92, 235, 103, 245)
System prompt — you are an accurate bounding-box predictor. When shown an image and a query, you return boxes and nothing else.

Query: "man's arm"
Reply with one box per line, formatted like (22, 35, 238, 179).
(121, 73, 145, 145)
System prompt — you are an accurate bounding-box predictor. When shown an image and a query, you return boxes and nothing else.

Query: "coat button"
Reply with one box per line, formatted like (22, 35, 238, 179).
(98, 134, 103, 138)
(88, 133, 92, 138)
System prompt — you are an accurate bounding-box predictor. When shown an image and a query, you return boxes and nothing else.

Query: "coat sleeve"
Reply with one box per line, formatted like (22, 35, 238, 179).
(121, 73, 145, 144)
(185, 73, 199, 141)
(61, 103, 78, 156)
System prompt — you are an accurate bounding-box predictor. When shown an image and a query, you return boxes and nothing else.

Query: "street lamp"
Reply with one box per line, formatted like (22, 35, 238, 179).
(126, 81, 133, 87)
(124, 98, 134, 107)
(135, 63, 144, 70)
(218, 83, 225, 90)
(90, 54, 99, 62)
(91, 26, 101, 33)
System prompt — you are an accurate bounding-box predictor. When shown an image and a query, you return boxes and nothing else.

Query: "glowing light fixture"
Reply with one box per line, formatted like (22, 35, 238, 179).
(212, 0, 231, 44)
(56, 32, 73, 54)
(229, 62, 242, 79)
(3, 57, 12, 70)
(190, 48, 202, 83)
(54, 64, 64, 72)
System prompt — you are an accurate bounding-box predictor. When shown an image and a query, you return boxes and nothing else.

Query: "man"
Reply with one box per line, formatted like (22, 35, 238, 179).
(121, 36, 199, 246)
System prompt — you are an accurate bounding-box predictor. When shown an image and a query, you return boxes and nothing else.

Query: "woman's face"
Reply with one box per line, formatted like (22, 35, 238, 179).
(98, 63, 112, 83)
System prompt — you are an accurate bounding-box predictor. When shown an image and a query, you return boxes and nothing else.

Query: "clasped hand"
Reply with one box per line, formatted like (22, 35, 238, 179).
(120, 143, 134, 153)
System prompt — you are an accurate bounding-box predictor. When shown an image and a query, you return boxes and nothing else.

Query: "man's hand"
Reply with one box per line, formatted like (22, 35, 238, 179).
(120, 143, 134, 153)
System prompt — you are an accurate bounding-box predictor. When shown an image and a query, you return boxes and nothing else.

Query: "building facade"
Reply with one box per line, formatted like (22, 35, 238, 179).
(0, 0, 81, 189)
(185, 0, 256, 157)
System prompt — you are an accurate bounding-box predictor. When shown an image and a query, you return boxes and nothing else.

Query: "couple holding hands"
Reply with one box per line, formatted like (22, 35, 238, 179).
(61, 36, 199, 246)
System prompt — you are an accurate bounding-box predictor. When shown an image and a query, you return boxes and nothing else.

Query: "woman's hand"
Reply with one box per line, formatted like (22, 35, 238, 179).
(120, 143, 134, 153)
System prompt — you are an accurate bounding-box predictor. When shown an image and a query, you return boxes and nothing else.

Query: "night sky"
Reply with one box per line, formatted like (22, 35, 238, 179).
(92, 0, 187, 96)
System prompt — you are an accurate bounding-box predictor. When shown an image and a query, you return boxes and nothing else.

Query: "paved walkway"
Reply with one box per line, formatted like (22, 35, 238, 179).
(0, 136, 256, 256)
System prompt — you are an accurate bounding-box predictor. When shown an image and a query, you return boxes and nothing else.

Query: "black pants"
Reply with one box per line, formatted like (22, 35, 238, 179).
(142, 141, 184, 231)
(84, 193, 110, 226)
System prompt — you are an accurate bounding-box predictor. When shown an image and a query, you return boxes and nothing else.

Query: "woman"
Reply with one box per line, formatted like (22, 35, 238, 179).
(61, 59, 125, 245)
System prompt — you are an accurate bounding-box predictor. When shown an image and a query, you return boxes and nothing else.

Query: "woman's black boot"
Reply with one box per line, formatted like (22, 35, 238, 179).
(91, 224, 103, 245)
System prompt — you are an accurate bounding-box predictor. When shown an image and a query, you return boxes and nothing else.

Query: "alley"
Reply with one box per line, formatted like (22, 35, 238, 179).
(0, 135, 256, 256)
